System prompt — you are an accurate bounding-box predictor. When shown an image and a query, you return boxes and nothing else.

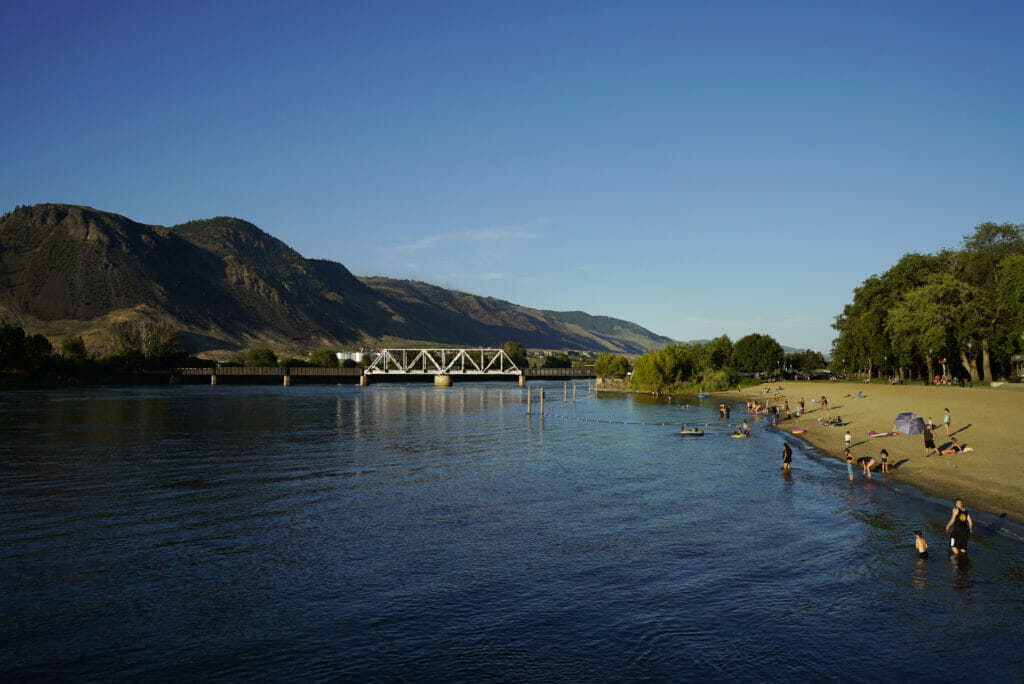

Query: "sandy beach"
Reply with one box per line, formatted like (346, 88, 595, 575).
(714, 381, 1024, 524)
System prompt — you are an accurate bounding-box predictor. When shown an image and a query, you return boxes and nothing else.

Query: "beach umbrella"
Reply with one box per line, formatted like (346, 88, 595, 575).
(894, 412, 925, 434)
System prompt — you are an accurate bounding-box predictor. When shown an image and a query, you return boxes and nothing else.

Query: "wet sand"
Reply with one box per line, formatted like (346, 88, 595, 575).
(714, 381, 1024, 524)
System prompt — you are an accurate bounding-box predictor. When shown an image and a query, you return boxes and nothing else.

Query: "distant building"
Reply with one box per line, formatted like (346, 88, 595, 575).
(336, 350, 379, 364)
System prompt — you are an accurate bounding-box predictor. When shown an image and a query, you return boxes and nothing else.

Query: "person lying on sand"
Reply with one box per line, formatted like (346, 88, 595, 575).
(942, 437, 974, 454)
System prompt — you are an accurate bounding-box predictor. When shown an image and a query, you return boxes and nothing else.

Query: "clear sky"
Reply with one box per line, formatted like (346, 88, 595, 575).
(2, 0, 1021, 352)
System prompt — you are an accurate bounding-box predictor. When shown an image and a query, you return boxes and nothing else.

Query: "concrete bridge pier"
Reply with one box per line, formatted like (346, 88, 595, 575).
(518, 374, 525, 387)
(359, 374, 368, 387)
(434, 374, 452, 387)
(210, 374, 217, 386)
(283, 374, 291, 387)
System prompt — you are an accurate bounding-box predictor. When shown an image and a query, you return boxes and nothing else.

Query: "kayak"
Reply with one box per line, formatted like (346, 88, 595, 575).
(732, 433, 749, 439)
(680, 430, 704, 436)
(697, 393, 711, 398)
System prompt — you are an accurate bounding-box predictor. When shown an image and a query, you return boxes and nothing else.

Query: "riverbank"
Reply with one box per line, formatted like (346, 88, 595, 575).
(711, 381, 1024, 524)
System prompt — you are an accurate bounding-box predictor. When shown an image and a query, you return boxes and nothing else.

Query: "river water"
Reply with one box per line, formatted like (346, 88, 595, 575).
(2, 383, 1023, 681)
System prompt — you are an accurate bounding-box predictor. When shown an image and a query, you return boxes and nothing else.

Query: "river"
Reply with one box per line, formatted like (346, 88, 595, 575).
(2, 383, 1022, 680)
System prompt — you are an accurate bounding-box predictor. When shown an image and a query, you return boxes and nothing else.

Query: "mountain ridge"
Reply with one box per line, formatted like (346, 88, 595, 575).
(0, 204, 674, 355)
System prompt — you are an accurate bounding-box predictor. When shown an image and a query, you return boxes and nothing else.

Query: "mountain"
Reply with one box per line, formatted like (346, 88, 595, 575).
(0, 204, 672, 355)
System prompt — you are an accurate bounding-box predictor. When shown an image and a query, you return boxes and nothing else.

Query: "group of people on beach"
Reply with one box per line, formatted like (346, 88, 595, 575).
(745, 384, 979, 559)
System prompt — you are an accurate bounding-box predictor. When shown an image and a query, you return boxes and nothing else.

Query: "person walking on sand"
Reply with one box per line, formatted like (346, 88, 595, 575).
(845, 448, 854, 481)
(844, 430, 852, 449)
(880, 448, 889, 474)
(923, 424, 940, 457)
(782, 442, 792, 472)
(943, 408, 951, 437)
(945, 500, 973, 555)
(914, 531, 928, 558)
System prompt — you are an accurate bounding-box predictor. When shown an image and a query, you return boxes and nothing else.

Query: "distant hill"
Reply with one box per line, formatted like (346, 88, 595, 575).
(0, 204, 673, 355)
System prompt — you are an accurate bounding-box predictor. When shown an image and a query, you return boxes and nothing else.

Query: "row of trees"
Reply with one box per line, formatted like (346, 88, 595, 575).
(0, 321, 199, 376)
(831, 223, 1024, 382)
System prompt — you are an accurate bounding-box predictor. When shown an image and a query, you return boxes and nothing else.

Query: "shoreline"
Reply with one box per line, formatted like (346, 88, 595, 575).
(710, 381, 1024, 525)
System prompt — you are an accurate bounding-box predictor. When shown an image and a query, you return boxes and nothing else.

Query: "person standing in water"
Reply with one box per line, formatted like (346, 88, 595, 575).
(845, 448, 854, 481)
(914, 531, 928, 558)
(879, 448, 889, 474)
(782, 442, 792, 472)
(945, 500, 973, 555)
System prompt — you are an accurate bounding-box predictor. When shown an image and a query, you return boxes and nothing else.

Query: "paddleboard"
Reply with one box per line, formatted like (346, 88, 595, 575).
(791, 428, 806, 434)
(697, 393, 710, 398)
(732, 433, 748, 439)
(870, 431, 897, 437)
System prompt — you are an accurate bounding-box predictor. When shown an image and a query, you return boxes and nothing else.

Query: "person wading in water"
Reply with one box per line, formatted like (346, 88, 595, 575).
(945, 500, 974, 556)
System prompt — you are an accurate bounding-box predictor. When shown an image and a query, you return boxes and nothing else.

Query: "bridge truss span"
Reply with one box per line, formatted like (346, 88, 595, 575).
(363, 348, 521, 376)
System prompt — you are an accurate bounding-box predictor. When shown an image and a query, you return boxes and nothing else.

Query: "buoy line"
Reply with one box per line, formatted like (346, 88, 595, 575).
(536, 412, 753, 433)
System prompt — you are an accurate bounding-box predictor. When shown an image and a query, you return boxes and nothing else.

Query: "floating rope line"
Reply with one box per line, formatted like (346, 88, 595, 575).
(538, 411, 755, 434)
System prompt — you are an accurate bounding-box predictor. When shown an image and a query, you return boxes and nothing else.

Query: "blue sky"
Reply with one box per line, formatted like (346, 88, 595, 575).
(2, 0, 1021, 352)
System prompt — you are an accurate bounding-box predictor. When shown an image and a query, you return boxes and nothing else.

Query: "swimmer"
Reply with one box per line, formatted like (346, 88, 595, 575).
(914, 531, 928, 558)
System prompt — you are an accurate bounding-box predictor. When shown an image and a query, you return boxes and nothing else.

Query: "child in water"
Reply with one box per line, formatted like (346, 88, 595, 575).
(880, 449, 889, 474)
(914, 531, 928, 558)
(845, 448, 854, 481)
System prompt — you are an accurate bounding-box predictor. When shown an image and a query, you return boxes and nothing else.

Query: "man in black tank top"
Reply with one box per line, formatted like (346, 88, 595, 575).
(945, 499, 974, 555)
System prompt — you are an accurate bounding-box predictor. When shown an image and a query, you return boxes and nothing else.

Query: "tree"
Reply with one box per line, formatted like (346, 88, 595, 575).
(237, 348, 278, 367)
(501, 341, 528, 368)
(541, 354, 572, 369)
(23, 334, 53, 369)
(594, 352, 629, 378)
(703, 335, 733, 370)
(112, 321, 186, 366)
(308, 349, 339, 367)
(0, 323, 26, 370)
(732, 333, 784, 375)
(61, 336, 88, 361)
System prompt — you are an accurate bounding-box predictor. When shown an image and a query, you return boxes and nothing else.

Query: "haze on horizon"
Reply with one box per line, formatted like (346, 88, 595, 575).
(2, 0, 1021, 353)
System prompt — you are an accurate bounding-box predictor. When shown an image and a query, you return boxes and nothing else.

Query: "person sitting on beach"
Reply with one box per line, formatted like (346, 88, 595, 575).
(943, 437, 974, 454)
(914, 531, 928, 558)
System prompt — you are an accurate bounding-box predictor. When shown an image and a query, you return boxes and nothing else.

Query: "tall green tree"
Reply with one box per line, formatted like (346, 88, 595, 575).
(732, 333, 784, 375)
(501, 341, 528, 368)
(594, 352, 629, 378)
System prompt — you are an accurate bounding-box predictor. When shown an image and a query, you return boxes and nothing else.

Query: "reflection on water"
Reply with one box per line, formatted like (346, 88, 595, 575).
(1, 383, 1022, 680)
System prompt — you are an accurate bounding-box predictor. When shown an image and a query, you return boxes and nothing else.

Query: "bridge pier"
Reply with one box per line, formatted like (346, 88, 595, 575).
(210, 374, 217, 386)
(518, 374, 525, 387)
(359, 374, 368, 387)
(283, 374, 291, 387)
(434, 374, 452, 387)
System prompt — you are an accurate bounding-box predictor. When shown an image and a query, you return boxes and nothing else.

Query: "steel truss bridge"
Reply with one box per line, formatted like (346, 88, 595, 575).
(364, 348, 521, 376)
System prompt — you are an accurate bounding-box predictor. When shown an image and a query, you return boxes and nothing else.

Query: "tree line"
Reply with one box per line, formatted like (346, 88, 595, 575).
(592, 335, 826, 393)
(831, 222, 1024, 382)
